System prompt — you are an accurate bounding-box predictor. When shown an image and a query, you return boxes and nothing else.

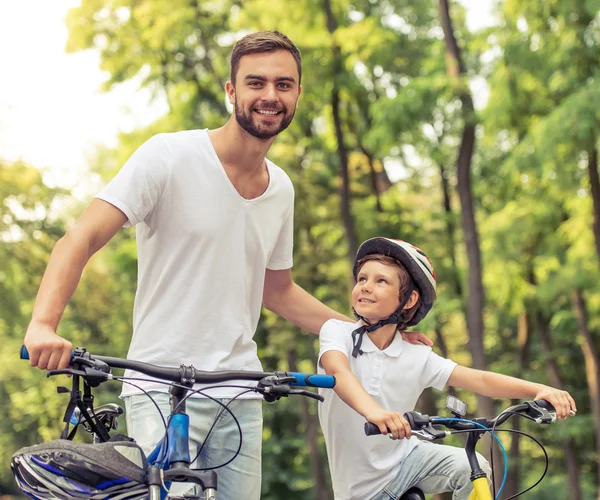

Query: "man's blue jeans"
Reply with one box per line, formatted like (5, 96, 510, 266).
(125, 392, 262, 500)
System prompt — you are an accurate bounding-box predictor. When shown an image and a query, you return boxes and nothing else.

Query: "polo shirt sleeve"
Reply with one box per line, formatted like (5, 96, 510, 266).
(95, 134, 171, 227)
(421, 350, 457, 391)
(318, 319, 353, 367)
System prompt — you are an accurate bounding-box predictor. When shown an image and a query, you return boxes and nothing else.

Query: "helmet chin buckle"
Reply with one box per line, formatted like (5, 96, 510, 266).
(350, 282, 416, 358)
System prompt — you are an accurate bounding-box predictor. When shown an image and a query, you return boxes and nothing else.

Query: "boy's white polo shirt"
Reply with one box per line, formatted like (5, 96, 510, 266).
(317, 319, 456, 500)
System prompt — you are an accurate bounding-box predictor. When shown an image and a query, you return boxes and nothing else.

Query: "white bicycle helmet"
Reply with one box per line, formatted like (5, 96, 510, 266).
(350, 237, 437, 357)
(11, 439, 148, 499)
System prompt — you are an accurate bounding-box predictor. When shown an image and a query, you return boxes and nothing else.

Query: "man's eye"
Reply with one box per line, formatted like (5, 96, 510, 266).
(278, 83, 291, 89)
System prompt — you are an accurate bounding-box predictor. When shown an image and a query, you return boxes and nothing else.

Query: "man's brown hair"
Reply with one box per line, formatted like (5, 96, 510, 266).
(230, 31, 302, 85)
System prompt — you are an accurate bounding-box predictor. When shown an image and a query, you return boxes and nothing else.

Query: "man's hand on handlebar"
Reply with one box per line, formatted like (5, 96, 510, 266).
(23, 322, 72, 371)
(534, 386, 577, 420)
(364, 407, 412, 440)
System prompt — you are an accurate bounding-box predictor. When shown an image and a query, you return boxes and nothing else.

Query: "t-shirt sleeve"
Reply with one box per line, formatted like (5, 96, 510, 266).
(318, 320, 352, 368)
(95, 134, 171, 227)
(266, 185, 294, 270)
(421, 350, 457, 390)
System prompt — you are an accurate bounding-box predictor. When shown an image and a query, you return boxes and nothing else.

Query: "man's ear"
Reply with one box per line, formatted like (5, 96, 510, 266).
(404, 290, 420, 310)
(225, 81, 235, 105)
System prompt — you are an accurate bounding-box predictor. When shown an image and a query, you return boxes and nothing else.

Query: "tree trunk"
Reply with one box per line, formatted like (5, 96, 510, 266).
(587, 147, 600, 263)
(438, 161, 463, 299)
(438, 0, 492, 419)
(348, 102, 393, 208)
(322, 0, 358, 261)
(287, 348, 333, 500)
(503, 312, 530, 498)
(361, 146, 384, 213)
(535, 310, 583, 500)
(571, 288, 600, 497)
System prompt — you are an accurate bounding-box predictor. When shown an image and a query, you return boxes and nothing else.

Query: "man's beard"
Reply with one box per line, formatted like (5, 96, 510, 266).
(234, 100, 295, 140)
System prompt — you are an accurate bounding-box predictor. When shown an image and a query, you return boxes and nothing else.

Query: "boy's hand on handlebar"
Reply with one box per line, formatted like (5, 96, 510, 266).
(24, 323, 72, 371)
(535, 386, 577, 419)
(364, 408, 412, 439)
(402, 331, 433, 346)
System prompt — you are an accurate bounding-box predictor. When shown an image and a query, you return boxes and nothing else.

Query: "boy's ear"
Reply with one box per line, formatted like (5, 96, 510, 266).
(403, 290, 420, 310)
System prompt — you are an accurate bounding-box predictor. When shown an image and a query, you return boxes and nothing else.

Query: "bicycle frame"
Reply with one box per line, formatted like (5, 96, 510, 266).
(469, 478, 492, 500)
(144, 383, 220, 500)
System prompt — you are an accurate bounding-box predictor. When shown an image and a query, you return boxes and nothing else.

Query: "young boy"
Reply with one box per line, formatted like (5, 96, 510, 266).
(318, 237, 576, 500)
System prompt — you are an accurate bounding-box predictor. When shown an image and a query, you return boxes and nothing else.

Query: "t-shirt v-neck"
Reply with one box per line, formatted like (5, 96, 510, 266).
(204, 130, 272, 202)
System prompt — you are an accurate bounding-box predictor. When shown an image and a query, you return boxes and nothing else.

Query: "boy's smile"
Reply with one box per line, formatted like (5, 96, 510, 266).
(352, 260, 402, 324)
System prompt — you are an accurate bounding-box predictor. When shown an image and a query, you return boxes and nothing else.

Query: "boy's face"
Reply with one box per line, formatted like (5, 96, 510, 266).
(226, 49, 302, 140)
(352, 260, 402, 324)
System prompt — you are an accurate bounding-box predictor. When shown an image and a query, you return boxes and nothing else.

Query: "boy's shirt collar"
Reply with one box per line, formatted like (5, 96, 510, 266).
(353, 320, 405, 357)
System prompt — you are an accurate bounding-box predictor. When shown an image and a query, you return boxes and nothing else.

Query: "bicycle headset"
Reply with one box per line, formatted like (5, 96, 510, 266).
(351, 237, 437, 358)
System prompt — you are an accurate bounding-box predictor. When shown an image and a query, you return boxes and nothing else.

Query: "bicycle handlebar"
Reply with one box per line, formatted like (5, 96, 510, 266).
(20, 346, 336, 389)
(363, 400, 557, 437)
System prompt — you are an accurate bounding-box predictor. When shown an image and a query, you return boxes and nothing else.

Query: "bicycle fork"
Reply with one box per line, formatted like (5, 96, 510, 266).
(147, 465, 217, 500)
(465, 430, 493, 500)
(147, 486, 217, 500)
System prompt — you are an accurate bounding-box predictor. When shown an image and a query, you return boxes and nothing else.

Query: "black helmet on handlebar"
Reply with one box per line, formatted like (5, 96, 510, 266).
(11, 439, 149, 499)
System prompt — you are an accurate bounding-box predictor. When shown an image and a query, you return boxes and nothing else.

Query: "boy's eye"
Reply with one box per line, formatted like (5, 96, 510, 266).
(377, 278, 388, 284)
(358, 277, 367, 283)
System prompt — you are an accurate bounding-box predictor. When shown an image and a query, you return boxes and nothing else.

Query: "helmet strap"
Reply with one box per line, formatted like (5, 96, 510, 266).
(351, 281, 415, 358)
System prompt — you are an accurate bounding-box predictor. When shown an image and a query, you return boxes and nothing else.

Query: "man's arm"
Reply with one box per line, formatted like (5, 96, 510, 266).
(263, 269, 349, 334)
(447, 365, 577, 419)
(262, 268, 434, 346)
(320, 350, 411, 438)
(24, 199, 128, 371)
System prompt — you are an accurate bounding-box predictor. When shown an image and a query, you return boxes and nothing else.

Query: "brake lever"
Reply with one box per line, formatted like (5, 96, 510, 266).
(48, 368, 111, 387)
(524, 401, 556, 424)
(47, 368, 87, 378)
(289, 388, 324, 402)
(411, 428, 449, 440)
(416, 423, 448, 440)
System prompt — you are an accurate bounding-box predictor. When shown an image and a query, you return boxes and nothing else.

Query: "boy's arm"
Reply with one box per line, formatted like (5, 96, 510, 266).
(24, 199, 128, 371)
(447, 365, 577, 419)
(320, 350, 412, 438)
(263, 269, 434, 346)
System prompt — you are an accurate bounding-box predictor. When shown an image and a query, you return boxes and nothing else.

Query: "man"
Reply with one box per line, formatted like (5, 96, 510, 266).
(24, 31, 430, 499)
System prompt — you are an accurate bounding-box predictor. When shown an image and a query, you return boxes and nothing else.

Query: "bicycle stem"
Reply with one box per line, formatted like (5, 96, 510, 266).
(465, 429, 488, 483)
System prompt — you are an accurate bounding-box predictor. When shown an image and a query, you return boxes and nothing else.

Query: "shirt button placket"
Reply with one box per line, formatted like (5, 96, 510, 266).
(371, 353, 383, 393)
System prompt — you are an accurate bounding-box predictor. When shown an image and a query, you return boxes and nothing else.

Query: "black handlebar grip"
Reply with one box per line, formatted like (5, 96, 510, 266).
(364, 422, 382, 436)
(534, 399, 556, 412)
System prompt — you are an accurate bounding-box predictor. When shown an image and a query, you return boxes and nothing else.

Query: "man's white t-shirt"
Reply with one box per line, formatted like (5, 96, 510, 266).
(318, 319, 457, 500)
(96, 129, 294, 398)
